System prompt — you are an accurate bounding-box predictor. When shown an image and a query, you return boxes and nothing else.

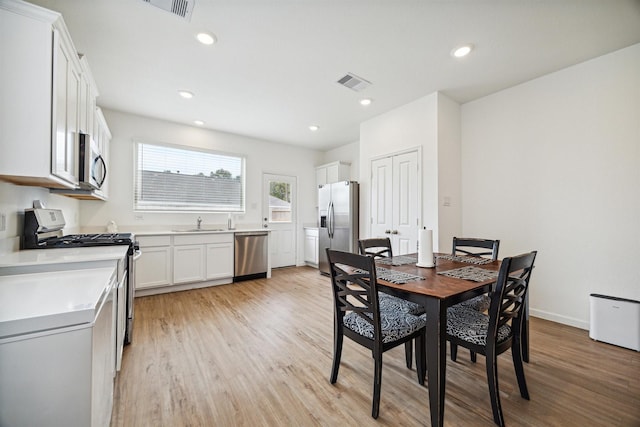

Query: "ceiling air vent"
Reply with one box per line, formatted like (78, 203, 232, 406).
(142, 0, 195, 21)
(336, 73, 372, 92)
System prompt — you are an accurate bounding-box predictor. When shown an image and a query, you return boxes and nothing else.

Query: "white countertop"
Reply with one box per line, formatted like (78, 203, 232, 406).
(0, 246, 128, 270)
(0, 267, 115, 338)
(134, 228, 268, 236)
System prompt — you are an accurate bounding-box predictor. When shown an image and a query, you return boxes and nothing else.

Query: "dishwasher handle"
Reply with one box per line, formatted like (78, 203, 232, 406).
(234, 231, 269, 237)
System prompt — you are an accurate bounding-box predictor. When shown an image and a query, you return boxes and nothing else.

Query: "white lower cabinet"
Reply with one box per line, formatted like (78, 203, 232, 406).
(206, 242, 234, 280)
(135, 236, 172, 289)
(173, 244, 206, 284)
(135, 232, 234, 294)
(304, 227, 319, 267)
(0, 267, 116, 427)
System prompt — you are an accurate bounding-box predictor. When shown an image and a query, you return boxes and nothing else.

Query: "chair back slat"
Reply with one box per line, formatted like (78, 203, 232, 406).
(453, 237, 500, 261)
(359, 238, 393, 259)
(327, 249, 382, 337)
(488, 251, 537, 341)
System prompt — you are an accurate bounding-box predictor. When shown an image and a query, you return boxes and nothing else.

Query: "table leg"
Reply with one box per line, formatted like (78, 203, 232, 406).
(425, 297, 446, 427)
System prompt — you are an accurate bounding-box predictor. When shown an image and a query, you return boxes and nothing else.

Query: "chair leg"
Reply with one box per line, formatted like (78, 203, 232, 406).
(450, 342, 458, 362)
(415, 335, 426, 386)
(470, 350, 477, 363)
(372, 351, 383, 419)
(405, 341, 413, 369)
(330, 328, 343, 384)
(512, 337, 530, 400)
(486, 351, 505, 427)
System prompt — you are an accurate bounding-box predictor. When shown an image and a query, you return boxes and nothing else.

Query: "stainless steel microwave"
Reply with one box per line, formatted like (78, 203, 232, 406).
(78, 133, 106, 190)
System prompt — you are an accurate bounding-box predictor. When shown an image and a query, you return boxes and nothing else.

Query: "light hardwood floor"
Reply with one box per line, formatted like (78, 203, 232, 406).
(111, 266, 640, 427)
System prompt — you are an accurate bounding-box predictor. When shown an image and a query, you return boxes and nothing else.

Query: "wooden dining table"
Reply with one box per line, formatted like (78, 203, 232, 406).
(372, 253, 504, 427)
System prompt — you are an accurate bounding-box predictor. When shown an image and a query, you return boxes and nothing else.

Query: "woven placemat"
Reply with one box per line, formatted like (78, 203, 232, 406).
(354, 267, 425, 284)
(437, 266, 499, 282)
(377, 254, 418, 266)
(435, 254, 493, 265)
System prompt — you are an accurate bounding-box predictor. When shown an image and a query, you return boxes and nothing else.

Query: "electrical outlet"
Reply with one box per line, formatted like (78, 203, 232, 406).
(0, 212, 6, 231)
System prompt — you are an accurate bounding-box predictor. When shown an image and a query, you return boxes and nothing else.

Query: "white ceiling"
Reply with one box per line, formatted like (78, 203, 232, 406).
(27, 0, 640, 151)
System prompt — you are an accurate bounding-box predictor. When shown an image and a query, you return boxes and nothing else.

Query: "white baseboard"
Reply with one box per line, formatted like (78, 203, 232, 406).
(530, 308, 589, 330)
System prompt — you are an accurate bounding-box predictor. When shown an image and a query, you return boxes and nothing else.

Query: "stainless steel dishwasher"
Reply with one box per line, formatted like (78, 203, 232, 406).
(234, 231, 268, 281)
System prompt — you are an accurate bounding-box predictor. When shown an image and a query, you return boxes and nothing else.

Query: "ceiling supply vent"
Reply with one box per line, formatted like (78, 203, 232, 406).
(142, 0, 195, 21)
(336, 73, 372, 92)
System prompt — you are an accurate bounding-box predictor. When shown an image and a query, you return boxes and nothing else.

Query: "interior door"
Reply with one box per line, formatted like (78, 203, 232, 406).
(370, 151, 419, 255)
(392, 151, 419, 254)
(262, 173, 297, 268)
(370, 157, 393, 241)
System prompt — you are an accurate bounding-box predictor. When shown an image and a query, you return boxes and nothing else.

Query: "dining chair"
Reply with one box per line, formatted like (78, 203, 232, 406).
(326, 249, 426, 419)
(449, 237, 500, 362)
(446, 251, 537, 427)
(358, 237, 394, 259)
(359, 237, 425, 369)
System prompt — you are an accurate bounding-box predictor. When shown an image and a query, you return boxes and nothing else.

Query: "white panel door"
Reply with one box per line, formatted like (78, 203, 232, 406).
(370, 151, 420, 255)
(392, 151, 419, 254)
(370, 157, 393, 240)
(263, 173, 297, 268)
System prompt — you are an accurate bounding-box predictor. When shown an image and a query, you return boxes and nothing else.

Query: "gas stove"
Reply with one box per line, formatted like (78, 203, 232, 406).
(22, 208, 134, 249)
(39, 232, 134, 248)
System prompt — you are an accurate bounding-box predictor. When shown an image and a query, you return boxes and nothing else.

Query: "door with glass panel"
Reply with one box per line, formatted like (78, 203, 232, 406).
(262, 174, 297, 268)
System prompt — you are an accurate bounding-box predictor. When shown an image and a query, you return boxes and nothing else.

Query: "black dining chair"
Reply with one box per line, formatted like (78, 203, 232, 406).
(358, 237, 394, 259)
(452, 237, 500, 312)
(449, 237, 500, 361)
(446, 251, 537, 427)
(326, 249, 426, 419)
(359, 237, 425, 369)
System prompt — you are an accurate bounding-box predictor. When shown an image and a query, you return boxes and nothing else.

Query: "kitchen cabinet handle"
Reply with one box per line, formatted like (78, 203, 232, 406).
(385, 230, 391, 234)
(391, 230, 398, 234)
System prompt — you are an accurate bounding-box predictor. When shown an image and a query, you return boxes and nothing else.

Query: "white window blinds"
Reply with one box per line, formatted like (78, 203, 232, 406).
(134, 142, 245, 212)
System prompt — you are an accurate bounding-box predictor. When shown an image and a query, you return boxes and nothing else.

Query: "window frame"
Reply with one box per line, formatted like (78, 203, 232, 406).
(133, 140, 246, 213)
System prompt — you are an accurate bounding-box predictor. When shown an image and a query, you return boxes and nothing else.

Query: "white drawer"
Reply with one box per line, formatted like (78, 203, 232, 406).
(138, 235, 171, 247)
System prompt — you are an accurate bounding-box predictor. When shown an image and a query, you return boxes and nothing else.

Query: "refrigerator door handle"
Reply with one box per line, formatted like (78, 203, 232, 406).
(328, 201, 334, 238)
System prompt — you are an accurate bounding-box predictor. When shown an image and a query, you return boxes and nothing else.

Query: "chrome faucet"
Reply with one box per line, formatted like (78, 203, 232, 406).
(197, 216, 202, 230)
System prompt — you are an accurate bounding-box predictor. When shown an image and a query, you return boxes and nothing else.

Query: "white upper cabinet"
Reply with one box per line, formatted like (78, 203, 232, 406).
(316, 161, 351, 187)
(78, 55, 98, 137)
(52, 28, 81, 186)
(0, 0, 107, 196)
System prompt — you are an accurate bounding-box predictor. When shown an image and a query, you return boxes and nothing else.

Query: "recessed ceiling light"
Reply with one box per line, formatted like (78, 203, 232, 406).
(451, 44, 473, 58)
(178, 90, 194, 99)
(360, 98, 372, 106)
(309, 125, 319, 132)
(196, 32, 217, 45)
(194, 120, 204, 126)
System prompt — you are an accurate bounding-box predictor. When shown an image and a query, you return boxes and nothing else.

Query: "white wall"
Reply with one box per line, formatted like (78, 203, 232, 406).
(359, 92, 462, 250)
(80, 109, 322, 265)
(0, 181, 79, 253)
(461, 43, 640, 329)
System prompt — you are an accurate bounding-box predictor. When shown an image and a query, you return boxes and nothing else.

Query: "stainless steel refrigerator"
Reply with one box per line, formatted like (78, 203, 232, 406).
(318, 181, 359, 275)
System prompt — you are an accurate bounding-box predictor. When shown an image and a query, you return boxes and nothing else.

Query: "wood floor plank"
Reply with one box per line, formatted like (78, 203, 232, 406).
(111, 266, 640, 426)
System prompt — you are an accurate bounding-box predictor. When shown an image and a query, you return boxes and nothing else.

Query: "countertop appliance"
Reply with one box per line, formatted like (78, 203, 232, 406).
(234, 231, 268, 281)
(318, 181, 359, 275)
(22, 208, 139, 345)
